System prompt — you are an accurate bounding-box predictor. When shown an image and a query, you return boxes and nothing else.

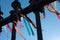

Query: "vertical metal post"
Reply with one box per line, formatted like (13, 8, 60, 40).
(34, 11, 43, 40)
(11, 0, 20, 40)
(11, 22, 16, 40)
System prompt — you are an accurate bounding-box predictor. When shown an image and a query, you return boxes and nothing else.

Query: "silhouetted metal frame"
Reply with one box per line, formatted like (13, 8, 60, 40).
(11, 23, 16, 40)
(34, 11, 43, 40)
(0, 0, 56, 26)
(0, 0, 56, 40)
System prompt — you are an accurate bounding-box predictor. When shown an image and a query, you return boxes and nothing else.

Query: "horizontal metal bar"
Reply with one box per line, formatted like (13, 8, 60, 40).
(0, 0, 56, 27)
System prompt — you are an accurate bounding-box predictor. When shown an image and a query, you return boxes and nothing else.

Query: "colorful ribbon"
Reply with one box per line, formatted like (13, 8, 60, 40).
(25, 15, 36, 28)
(20, 14, 36, 28)
(14, 26, 26, 40)
(13, 19, 23, 29)
(23, 17, 31, 35)
(12, 20, 26, 40)
(46, 4, 60, 19)
(7, 24, 12, 32)
(54, 1, 56, 10)
(25, 16, 35, 35)
(17, 20, 23, 28)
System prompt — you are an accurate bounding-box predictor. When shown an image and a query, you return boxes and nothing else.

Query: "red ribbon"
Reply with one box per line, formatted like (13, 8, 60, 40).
(47, 4, 60, 19)
(7, 24, 12, 32)
(17, 20, 23, 28)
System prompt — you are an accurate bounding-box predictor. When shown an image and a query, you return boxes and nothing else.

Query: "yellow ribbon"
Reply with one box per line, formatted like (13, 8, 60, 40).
(54, 1, 56, 10)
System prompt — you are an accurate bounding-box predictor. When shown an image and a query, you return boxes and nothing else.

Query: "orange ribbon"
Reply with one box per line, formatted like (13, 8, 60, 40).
(14, 26, 26, 40)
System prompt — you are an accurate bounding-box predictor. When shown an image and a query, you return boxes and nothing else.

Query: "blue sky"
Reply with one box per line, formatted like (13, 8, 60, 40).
(0, 0, 60, 40)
